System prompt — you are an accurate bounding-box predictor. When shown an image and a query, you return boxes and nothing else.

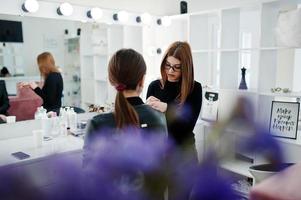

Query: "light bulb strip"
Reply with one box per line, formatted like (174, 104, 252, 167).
(19, 0, 169, 26)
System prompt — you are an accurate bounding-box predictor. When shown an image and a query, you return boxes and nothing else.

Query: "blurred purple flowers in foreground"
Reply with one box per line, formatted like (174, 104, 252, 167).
(0, 97, 285, 200)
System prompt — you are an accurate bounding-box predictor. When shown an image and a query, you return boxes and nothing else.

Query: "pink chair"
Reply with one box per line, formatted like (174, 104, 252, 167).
(7, 87, 43, 121)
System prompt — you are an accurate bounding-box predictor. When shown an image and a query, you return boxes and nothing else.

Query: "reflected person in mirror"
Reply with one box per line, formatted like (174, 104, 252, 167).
(20, 52, 63, 114)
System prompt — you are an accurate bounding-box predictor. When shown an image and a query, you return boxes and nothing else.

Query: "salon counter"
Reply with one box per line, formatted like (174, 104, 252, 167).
(0, 135, 84, 167)
(0, 112, 98, 167)
(0, 112, 98, 191)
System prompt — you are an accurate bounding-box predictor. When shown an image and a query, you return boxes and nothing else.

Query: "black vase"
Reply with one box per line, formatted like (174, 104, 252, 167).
(239, 67, 248, 90)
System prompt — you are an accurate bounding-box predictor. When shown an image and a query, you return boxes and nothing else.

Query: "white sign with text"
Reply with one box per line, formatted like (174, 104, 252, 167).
(269, 101, 300, 139)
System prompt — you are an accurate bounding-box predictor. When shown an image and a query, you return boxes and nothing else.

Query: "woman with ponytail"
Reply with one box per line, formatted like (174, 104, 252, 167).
(83, 49, 167, 200)
(85, 48, 167, 136)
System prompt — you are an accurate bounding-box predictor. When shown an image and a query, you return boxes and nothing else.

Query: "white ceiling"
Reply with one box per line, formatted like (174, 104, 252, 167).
(42, 0, 277, 15)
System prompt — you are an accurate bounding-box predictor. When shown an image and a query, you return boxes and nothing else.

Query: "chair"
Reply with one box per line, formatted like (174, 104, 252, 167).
(7, 87, 43, 121)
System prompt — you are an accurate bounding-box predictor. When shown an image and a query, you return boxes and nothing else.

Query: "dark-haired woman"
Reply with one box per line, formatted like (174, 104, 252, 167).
(85, 48, 167, 135)
(146, 41, 202, 200)
(84, 49, 168, 200)
(146, 41, 202, 149)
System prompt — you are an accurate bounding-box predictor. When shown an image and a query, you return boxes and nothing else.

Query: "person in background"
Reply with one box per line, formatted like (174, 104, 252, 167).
(146, 41, 202, 149)
(0, 80, 10, 123)
(21, 52, 63, 114)
(0, 67, 11, 77)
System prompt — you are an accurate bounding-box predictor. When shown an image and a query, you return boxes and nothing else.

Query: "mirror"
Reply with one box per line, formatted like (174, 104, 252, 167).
(0, 14, 88, 122)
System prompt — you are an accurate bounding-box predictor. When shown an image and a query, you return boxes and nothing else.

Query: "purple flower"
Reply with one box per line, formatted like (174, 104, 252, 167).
(238, 126, 284, 165)
(190, 162, 239, 200)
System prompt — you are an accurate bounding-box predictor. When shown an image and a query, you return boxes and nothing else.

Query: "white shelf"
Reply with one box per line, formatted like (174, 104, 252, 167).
(221, 159, 253, 178)
(83, 53, 107, 57)
(80, 23, 144, 108)
(259, 92, 301, 98)
(260, 47, 300, 50)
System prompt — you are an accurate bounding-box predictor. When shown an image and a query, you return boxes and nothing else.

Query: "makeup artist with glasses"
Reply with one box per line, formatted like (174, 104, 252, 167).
(146, 41, 202, 149)
(146, 41, 202, 200)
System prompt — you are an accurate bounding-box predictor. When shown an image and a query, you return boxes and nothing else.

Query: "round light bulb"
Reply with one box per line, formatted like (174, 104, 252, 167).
(23, 0, 39, 13)
(59, 3, 73, 16)
(147, 46, 156, 56)
(118, 11, 129, 23)
(161, 16, 171, 26)
(90, 7, 103, 20)
(141, 13, 152, 25)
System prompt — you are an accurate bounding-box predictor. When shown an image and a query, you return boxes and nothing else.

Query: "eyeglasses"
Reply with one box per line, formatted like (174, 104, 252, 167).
(164, 62, 181, 72)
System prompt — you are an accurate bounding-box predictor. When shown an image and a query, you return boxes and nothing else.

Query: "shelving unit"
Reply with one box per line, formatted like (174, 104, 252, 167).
(158, 0, 301, 188)
(63, 37, 81, 107)
(80, 23, 143, 109)
(0, 44, 24, 76)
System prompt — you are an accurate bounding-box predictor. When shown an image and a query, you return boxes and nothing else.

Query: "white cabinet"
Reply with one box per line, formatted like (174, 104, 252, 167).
(161, 0, 301, 190)
(80, 23, 143, 109)
(63, 37, 81, 107)
(162, 0, 301, 93)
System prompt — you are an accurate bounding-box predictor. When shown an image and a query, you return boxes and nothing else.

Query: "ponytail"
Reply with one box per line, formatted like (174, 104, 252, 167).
(114, 91, 139, 129)
(108, 48, 146, 130)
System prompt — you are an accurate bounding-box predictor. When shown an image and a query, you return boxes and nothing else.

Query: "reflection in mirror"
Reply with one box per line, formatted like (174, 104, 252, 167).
(0, 14, 85, 122)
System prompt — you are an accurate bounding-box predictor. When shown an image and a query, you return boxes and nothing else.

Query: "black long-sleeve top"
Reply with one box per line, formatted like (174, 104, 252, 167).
(34, 72, 63, 113)
(147, 80, 202, 146)
(0, 80, 10, 115)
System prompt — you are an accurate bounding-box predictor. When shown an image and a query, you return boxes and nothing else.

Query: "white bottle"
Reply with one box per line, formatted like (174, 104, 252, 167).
(40, 107, 51, 137)
(59, 107, 68, 136)
(68, 108, 77, 132)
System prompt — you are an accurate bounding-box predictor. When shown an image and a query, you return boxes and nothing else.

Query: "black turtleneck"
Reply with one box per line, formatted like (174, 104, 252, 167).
(126, 96, 144, 106)
(147, 80, 202, 145)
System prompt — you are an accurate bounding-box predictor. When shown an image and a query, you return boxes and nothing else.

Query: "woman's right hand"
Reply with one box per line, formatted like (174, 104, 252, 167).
(146, 96, 167, 113)
(19, 82, 30, 88)
(0, 114, 7, 122)
(146, 96, 160, 104)
(19, 82, 38, 90)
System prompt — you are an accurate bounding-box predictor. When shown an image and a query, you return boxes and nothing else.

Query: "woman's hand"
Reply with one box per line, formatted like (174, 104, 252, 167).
(19, 82, 38, 90)
(0, 114, 7, 122)
(19, 82, 30, 88)
(146, 96, 167, 113)
(28, 82, 38, 90)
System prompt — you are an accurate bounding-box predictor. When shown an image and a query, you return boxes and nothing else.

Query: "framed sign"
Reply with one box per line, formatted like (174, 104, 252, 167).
(269, 101, 300, 139)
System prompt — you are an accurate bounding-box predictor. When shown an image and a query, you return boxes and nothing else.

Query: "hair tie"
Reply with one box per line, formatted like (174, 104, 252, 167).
(116, 84, 126, 92)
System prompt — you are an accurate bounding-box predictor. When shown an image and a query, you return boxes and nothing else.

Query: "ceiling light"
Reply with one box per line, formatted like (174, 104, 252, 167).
(22, 0, 39, 13)
(113, 11, 129, 23)
(137, 13, 152, 25)
(87, 7, 103, 20)
(57, 3, 73, 16)
(141, 13, 152, 25)
(161, 16, 171, 26)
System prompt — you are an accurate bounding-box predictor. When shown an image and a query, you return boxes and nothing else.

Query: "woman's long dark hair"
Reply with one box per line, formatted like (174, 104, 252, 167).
(108, 49, 146, 129)
(160, 41, 194, 105)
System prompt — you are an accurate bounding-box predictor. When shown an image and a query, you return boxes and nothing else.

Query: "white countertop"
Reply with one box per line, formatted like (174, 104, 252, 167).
(0, 135, 84, 167)
(0, 112, 98, 167)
